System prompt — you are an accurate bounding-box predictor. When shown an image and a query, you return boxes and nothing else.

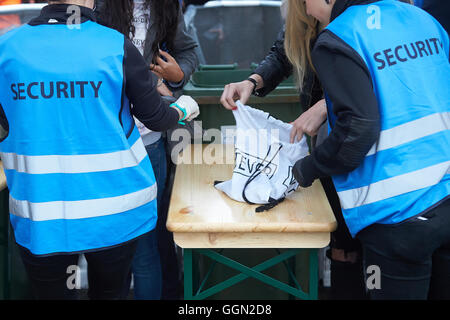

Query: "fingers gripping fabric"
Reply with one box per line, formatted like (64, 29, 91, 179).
(215, 101, 309, 211)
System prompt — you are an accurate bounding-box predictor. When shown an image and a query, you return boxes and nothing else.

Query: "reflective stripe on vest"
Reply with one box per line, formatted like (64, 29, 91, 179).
(338, 161, 450, 210)
(366, 112, 450, 157)
(10, 184, 157, 222)
(1, 136, 148, 174)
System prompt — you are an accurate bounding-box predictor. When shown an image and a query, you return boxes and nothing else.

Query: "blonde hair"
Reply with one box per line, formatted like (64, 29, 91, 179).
(284, 0, 319, 91)
(285, 0, 414, 90)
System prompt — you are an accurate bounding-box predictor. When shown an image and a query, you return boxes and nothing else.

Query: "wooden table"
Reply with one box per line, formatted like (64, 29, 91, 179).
(167, 144, 337, 300)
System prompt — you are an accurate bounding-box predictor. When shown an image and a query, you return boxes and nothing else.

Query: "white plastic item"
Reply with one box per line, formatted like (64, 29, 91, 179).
(215, 101, 309, 211)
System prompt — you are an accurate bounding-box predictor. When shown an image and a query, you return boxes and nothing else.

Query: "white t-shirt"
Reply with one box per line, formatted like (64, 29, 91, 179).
(131, 0, 162, 146)
(131, 0, 149, 55)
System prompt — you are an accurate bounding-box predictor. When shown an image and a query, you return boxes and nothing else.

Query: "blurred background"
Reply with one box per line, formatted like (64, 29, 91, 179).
(0, 0, 285, 68)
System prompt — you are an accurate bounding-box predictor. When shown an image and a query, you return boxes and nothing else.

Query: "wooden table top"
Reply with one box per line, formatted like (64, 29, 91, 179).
(167, 145, 337, 235)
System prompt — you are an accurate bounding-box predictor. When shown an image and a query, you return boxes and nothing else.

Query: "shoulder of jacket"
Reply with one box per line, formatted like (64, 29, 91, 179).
(314, 29, 349, 52)
(0, 24, 30, 47)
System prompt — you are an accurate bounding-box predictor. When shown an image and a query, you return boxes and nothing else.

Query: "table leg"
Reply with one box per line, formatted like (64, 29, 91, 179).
(288, 256, 296, 300)
(183, 249, 194, 300)
(309, 249, 319, 300)
(182, 248, 321, 300)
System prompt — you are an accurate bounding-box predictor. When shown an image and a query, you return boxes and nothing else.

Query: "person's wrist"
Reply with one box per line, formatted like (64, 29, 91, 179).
(173, 69, 184, 83)
(250, 74, 264, 87)
(170, 103, 187, 125)
(242, 79, 255, 90)
(312, 99, 327, 118)
(319, 100, 328, 119)
(245, 78, 258, 95)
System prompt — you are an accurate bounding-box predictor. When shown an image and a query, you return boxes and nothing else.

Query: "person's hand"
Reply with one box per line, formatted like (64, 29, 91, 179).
(220, 75, 263, 110)
(172, 95, 200, 122)
(156, 79, 173, 97)
(290, 99, 327, 143)
(220, 81, 253, 110)
(150, 50, 184, 83)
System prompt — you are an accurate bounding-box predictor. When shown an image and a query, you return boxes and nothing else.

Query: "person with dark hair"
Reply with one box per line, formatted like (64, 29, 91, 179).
(0, 0, 199, 300)
(96, 0, 199, 300)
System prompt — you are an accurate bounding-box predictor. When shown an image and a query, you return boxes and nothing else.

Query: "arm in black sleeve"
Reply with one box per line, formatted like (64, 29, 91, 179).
(253, 27, 323, 111)
(253, 27, 293, 97)
(293, 31, 381, 187)
(123, 39, 180, 132)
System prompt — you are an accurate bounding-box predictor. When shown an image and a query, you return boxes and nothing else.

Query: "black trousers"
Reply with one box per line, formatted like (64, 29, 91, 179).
(320, 177, 367, 300)
(18, 239, 138, 300)
(358, 198, 450, 300)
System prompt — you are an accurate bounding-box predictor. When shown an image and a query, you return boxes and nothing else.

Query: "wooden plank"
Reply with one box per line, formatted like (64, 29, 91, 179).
(173, 232, 331, 249)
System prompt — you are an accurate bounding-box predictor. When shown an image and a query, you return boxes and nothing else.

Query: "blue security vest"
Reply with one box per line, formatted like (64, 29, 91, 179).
(0, 21, 158, 255)
(324, 0, 450, 237)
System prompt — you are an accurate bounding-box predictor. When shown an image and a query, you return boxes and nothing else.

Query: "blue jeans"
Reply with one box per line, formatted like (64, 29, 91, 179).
(130, 138, 167, 300)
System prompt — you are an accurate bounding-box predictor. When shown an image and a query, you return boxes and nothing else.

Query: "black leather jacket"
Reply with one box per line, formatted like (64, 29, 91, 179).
(253, 27, 324, 112)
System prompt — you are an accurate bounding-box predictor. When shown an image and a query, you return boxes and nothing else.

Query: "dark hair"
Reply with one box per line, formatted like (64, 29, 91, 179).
(98, 0, 180, 61)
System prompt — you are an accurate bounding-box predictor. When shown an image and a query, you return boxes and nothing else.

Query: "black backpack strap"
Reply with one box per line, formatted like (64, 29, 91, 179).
(256, 197, 286, 213)
(241, 143, 283, 209)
